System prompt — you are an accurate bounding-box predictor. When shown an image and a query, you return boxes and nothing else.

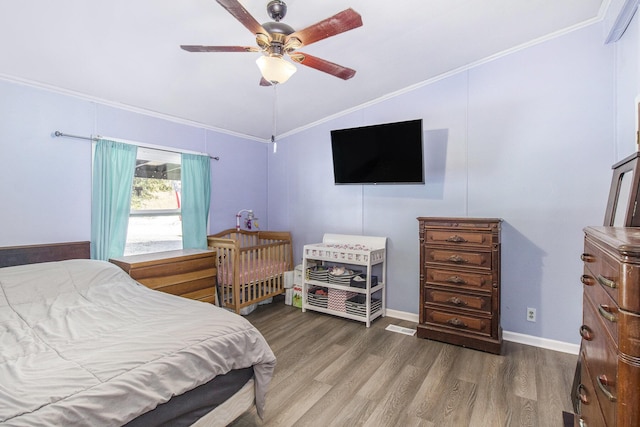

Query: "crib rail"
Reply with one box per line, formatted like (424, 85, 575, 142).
(207, 229, 293, 313)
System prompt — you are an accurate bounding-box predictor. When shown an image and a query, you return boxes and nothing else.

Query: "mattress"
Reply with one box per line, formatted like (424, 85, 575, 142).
(219, 259, 288, 285)
(124, 367, 254, 427)
(0, 259, 276, 426)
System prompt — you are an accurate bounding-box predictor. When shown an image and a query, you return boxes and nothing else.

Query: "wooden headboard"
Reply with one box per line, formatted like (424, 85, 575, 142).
(0, 241, 91, 268)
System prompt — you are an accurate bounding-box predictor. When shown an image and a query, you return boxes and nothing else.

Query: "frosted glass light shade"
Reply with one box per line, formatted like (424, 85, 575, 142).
(256, 56, 296, 84)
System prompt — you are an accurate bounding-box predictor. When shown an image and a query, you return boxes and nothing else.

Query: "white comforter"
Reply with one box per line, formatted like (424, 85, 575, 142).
(0, 259, 276, 426)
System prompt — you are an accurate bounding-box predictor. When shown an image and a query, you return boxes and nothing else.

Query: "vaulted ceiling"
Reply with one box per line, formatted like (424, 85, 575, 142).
(0, 0, 606, 140)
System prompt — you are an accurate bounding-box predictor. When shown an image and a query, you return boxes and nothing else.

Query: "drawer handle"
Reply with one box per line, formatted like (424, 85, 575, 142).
(580, 253, 594, 263)
(576, 383, 589, 405)
(446, 275, 466, 284)
(447, 317, 467, 328)
(579, 325, 593, 341)
(596, 275, 617, 289)
(446, 235, 468, 243)
(580, 275, 594, 286)
(447, 297, 467, 306)
(597, 304, 617, 323)
(447, 255, 468, 264)
(596, 375, 617, 402)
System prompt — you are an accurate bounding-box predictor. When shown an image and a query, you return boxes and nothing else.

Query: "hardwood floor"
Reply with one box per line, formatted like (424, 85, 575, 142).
(230, 299, 577, 427)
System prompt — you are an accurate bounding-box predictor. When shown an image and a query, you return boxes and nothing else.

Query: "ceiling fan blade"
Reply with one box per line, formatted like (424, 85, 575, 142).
(286, 8, 362, 48)
(216, 0, 270, 39)
(180, 45, 259, 53)
(289, 52, 356, 80)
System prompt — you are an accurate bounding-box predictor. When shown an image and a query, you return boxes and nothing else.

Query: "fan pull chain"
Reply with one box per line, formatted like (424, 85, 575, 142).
(272, 84, 278, 153)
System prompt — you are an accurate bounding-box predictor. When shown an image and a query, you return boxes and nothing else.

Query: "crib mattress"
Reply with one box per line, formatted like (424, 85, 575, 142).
(218, 259, 288, 286)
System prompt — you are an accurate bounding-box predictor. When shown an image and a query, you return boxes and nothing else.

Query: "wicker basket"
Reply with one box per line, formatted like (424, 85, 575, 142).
(307, 286, 328, 308)
(345, 294, 382, 317)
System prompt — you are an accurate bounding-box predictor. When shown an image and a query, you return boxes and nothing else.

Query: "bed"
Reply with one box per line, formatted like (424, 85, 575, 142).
(207, 230, 293, 314)
(0, 241, 276, 427)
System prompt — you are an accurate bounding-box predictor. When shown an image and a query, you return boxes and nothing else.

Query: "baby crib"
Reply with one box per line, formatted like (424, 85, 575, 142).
(207, 229, 293, 314)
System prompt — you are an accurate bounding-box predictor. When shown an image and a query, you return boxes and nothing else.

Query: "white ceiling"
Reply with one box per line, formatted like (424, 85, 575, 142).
(0, 0, 606, 141)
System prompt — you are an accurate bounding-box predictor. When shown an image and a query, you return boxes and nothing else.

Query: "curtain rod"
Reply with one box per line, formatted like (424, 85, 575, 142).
(53, 131, 220, 161)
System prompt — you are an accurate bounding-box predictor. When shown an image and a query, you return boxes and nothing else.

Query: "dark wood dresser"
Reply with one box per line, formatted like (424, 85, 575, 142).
(577, 227, 640, 426)
(417, 217, 502, 354)
(110, 249, 218, 304)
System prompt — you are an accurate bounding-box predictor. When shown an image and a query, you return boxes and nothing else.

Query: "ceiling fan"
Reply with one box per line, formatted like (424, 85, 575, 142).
(180, 0, 363, 85)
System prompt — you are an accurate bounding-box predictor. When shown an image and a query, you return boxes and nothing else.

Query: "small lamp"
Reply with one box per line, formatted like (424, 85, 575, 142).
(256, 55, 297, 84)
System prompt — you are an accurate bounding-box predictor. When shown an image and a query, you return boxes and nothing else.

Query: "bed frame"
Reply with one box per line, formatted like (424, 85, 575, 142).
(0, 241, 91, 267)
(0, 240, 258, 426)
(207, 229, 293, 314)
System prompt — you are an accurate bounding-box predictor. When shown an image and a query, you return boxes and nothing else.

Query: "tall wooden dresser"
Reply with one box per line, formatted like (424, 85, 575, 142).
(577, 227, 640, 426)
(110, 249, 218, 304)
(417, 217, 502, 354)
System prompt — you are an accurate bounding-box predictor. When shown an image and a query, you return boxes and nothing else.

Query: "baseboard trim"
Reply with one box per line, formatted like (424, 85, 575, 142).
(502, 331, 579, 355)
(385, 309, 580, 355)
(385, 308, 419, 323)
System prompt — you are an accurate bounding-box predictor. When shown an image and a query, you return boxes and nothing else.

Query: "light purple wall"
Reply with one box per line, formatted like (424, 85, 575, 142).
(614, 11, 640, 158)
(0, 80, 94, 245)
(268, 21, 618, 344)
(0, 81, 268, 246)
(2, 16, 637, 345)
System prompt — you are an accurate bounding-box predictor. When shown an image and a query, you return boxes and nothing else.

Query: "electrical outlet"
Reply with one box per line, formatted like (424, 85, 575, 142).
(527, 307, 536, 322)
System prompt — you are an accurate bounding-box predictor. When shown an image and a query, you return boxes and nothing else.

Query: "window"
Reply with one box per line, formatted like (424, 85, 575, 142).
(124, 147, 182, 255)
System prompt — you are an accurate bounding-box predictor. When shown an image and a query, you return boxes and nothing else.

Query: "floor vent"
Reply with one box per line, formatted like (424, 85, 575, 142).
(385, 324, 416, 336)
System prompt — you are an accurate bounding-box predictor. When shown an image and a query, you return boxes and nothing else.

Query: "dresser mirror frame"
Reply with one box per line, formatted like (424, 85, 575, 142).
(604, 151, 640, 226)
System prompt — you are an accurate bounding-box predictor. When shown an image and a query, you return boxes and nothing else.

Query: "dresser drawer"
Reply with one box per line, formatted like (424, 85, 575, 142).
(425, 268, 494, 293)
(576, 353, 608, 427)
(425, 248, 492, 270)
(110, 249, 217, 304)
(582, 270, 619, 346)
(419, 218, 501, 233)
(581, 294, 618, 423)
(425, 288, 492, 314)
(143, 272, 216, 296)
(128, 256, 215, 282)
(583, 236, 640, 313)
(182, 287, 217, 304)
(582, 276, 640, 357)
(423, 307, 493, 336)
(425, 230, 494, 248)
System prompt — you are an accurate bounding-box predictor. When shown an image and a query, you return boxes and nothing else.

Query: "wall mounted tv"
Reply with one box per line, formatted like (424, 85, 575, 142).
(330, 119, 424, 184)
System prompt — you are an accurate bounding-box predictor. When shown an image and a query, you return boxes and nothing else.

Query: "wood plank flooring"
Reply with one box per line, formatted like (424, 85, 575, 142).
(230, 299, 577, 427)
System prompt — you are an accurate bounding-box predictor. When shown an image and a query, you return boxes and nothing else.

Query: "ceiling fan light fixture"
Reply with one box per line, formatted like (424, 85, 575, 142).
(256, 55, 297, 84)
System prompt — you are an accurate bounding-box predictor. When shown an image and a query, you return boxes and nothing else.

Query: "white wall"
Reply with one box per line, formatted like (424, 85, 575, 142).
(268, 21, 616, 344)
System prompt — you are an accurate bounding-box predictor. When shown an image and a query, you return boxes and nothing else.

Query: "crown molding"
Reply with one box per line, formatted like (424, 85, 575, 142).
(604, 0, 639, 43)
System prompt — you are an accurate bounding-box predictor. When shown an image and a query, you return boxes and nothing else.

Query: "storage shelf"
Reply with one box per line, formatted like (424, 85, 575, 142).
(304, 279, 384, 294)
(304, 304, 385, 322)
(302, 233, 386, 328)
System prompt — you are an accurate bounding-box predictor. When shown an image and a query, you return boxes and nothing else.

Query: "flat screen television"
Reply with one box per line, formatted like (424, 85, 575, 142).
(330, 119, 424, 184)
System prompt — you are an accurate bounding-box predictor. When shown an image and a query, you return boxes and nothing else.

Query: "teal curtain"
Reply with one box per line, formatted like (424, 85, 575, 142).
(91, 139, 138, 260)
(181, 153, 211, 249)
